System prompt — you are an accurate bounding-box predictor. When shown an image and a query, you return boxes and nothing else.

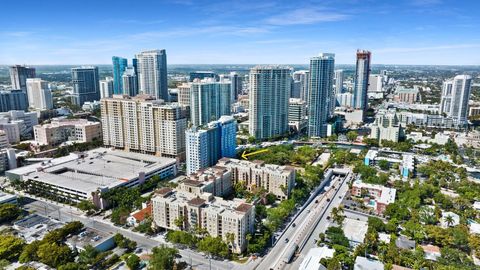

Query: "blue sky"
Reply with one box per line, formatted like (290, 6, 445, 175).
(0, 0, 479, 65)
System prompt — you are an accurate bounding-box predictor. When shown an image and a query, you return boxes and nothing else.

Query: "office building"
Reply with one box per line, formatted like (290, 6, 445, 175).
(334, 69, 344, 94)
(249, 66, 290, 140)
(353, 50, 371, 112)
(308, 53, 335, 138)
(135, 50, 168, 101)
(189, 71, 218, 82)
(26, 79, 53, 110)
(440, 75, 472, 126)
(112, 56, 128, 95)
(186, 116, 237, 175)
(337, 92, 354, 108)
(6, 148, 177, 209)
(101, 95, 187, 160)
(99, 77, 114, 99)
(0, 111, 38, 143)
(190, 80, 231, 126)
(0, 90, 29, 112)
(230, 72, 242, 101)
(34, 118, 102, 146)
(217, 158, 296, 200)
(10, 65, 36, 91)
(71, 66, 100, 106)
(293, 70, 310, 103)
(122, 67, 138, 97)
(288, 98, 307, 133)
(152, 186, 254, 253)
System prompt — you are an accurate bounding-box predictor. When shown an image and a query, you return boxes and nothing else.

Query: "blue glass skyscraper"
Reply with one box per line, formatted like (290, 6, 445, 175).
(112, 56, 128, 95)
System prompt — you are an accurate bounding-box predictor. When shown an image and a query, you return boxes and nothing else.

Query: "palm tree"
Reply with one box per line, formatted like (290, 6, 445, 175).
(444, 215, 454, 227)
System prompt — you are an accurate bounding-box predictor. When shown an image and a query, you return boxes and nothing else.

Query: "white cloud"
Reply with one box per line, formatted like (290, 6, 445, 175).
(264, 8, 349, 26)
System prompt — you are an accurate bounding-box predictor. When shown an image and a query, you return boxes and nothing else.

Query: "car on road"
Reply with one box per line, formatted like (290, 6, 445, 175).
(326, 216, 331, 220)
(315, 199, 318, 203)
(306, 209, 310, 213)
(284, 238, 289, 243)
(292, 223, 296, 227)
(326, 198, 331, 202)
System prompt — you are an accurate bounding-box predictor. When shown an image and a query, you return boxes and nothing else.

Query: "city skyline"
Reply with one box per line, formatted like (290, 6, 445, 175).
(1, 0, 479, 65)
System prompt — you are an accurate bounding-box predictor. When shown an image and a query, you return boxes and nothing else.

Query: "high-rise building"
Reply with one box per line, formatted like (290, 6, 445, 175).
(26, 78, 53, 110)
(288, 98, 307, 133)
(190, 80, 231, 126)
(177, 83, 191, 107)
(249, 66, 290, 140)
(122, 67, 138, 97)
(71, 66, 100, 106)
(0, 90, 28, 112)
(185, 116, 237, 175)
(99, 77, 114, 99)
(440, 75, 472, 126)
(334, 69, 344, 94)
(368, 74, 383, 92)
(9, 65, 36, 91)
(135, 50, 168, 101)
(112, 56, 128, 95)
(308, 53, 335, 138)
(353, 50, 371, 112)
(230, 72, 242, 102)
(101, 95, 187, 160)
(291, 81, 302, 99)
(293, 70, 310, 103)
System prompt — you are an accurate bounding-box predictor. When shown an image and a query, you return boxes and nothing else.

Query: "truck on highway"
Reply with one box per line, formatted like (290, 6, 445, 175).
(282, 244, 298, 263)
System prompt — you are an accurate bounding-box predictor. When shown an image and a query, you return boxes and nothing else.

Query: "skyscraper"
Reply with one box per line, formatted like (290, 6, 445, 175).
(334, 69, 344, 94)
(0, 90, 28, 112)
(308, 53, 335, 138)
(122, 67, 138, 97)
(353, 50, 371, 112)
(230, 72, 242, 102)
(293, 70, 310, 103)
(99, 77, 114, 99)
(26, 78, 53, 110)
(249, 66, 290, 140)
(9, 65, 36, 92)
(190, 81, 231, 126)
(186, 115, 237, 174)
(71, 66, 100, 106)
(112, 56, 128, 95)
(135, 50, 168, 101)
(440, 75, 472, 126)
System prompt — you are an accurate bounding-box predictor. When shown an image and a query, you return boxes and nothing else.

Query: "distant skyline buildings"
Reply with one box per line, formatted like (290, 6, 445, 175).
(99, 77, 114, 99)
(135, 49, 168, 101)
(71, 66, 100, 106)
(353, 50, 371, 112)
(26, 78, 53, 110)
(122, 67, 138, 97)
(308, 53, 335, 138)
(440, 75, 472, 125)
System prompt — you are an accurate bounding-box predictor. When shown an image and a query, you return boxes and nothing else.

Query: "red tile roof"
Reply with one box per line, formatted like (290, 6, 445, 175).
(132, 204, 152, 222)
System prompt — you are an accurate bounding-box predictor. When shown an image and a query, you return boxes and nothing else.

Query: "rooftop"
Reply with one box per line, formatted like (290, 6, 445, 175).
(354, 256, 384, 270)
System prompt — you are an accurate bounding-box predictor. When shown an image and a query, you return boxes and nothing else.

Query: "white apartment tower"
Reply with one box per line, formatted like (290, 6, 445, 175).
(99, 77, 114, 99)
(26, 78, 53, 110)
(135, 50, 168, 101)
(249, 66, 291, 140)
(440, 75, 472, 126)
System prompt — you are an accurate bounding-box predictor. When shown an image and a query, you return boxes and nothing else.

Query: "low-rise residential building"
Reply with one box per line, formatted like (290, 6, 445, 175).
(351, 180, 396, 214)
(421, 244, 441, 261)
(364, 149, 415, 178)
(180, 166, 233, 197)
(440, 211, 460, 228)
(127, 204, 152, 227)
(299, 246, 334, 270)
(216, 158, 296, 200)
(34, 118, 102, 146)
(394, 87, 419, 104)
(354, 256, 384, 270)
(6, 148, 177, 209)
(13, 214, 63, 243)
(151, 186, 254, 253)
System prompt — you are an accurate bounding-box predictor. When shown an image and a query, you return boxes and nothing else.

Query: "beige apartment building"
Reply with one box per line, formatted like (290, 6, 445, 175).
(152, 185, 254, 253)
(34, 118, 101, 146)
(216, 158, 296, 200)
(101, 95, 188, 160)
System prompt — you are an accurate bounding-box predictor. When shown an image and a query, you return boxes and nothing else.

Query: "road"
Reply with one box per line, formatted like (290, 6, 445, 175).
(253, 169, 352, 270)
(286, 172, 352, 270)
(20, 195, 235, 270)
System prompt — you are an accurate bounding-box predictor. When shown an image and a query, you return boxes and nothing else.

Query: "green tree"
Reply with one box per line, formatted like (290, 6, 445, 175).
(0, 203, 22, 223)
(331, 207, 345, 225)
(126, 254, 140, 270)
(111, 207, 131, 225)
(198, 236, 230, 258)
(19, 240, 40, 263)
(149, 245, 178, 270)
(77, 200, 97, 213)
(37, 242, 74, 268)
(346, 131, 358, 142)
(58, 262, 88, 270)
(0, 235, 25, 261)
(77, 245, 98, 265)
(378, 160, 390, 170)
